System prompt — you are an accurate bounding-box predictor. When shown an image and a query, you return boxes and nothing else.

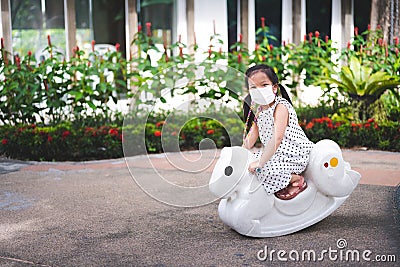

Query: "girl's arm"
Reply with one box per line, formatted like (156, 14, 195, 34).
(248, 104, 289, 172)
(242, 122, 259, 150)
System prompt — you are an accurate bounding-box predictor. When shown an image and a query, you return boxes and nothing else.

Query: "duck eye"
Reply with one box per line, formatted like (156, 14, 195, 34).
(224, 166, 233, 176)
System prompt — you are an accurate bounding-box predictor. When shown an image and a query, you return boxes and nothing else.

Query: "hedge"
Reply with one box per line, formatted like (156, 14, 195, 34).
(0, 117, 398, 161)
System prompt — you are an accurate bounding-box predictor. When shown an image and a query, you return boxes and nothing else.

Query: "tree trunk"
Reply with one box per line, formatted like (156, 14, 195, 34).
(371, 0, 400, 44)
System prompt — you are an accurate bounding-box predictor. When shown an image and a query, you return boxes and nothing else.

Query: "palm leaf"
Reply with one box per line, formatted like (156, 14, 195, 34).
(340, 67, 358, 94)
(365, 79, 400, 95)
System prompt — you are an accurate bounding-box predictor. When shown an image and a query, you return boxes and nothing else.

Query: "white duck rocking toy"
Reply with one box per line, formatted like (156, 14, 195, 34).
(209, 139, 361, 237)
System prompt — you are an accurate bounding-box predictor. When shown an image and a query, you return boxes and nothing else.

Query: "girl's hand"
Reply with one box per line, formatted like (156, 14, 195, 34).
(248, 161, 262, 174)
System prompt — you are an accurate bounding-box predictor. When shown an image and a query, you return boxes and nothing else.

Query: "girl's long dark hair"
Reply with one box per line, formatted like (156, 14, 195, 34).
(243, 64, 292, 134)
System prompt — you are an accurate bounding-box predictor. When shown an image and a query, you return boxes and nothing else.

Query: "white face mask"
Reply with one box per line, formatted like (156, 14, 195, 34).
(249, 85, 276, 105)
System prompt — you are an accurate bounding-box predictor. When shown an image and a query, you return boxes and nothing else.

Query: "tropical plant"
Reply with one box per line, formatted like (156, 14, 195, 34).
(318, 56, 400, 121)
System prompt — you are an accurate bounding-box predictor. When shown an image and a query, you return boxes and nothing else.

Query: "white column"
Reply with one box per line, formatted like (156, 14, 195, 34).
(1, 0, 13, 57)
(125, 0, 138, 60)
(281, 0, 293, 44)
(194, 0, 228, 55)
(64, 0, 77, 60)
(237, 0, 241, 41)
(301, 0, 306, 39)
(174, 0, 188, 45)
(247, 0, 255, 51)
(331, 0, 342, 50)
(342, 0, 354, 49)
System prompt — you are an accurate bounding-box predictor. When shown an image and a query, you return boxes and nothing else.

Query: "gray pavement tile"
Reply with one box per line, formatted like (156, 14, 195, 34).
(0, 164, 399, 266)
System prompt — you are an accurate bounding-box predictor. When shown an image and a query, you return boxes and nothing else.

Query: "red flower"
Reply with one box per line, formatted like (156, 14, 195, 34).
(15, 56, 21, 70)
(395, 36, 399, 46)
(1, 139, 8, 145)
(325, 35, 329, 43)
(261, 17, 265, 28)
(146, 22, 152, 36)
(322, 117, 332, 123)
(91, 40, 96, 52)
(327, 123, 334, 129)
(368, 24, 371, 31)
(347, 41, 351, 49)
(238, 53, 242, 63)
(62, 131, 71, 139)
(156, 121, 165, 127)
(315, 31, 320, 38)
(364, 123, 371, 128)
(138, 25, 142, 32)
(115, 43, 120, 52)
(207, 129, 215, 135)
(109, 128, 119, 136)
(239, 33, 243, 43)
(154, 130, 162, 137)
(305, 122, 314, 129)
(28, 51, 32, 57)
(367, 118, 374, 123)
(179, 47, 183, 58)
(354, 27, 359, 36)
(308, 32, 313, 43)
(47, 135, 53, 142)
(47, 35, 52, 47)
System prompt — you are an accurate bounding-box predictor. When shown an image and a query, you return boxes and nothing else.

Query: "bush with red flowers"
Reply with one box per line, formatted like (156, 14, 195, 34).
(0, 123, 123, 161)
(300, 117, 399, 151)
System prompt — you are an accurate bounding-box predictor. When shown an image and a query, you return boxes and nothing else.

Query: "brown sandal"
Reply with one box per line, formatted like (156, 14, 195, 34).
(275, 178, 308, 200)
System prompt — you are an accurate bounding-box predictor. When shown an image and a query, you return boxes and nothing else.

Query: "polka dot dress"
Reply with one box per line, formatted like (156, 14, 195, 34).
(254, 96, 314, 195)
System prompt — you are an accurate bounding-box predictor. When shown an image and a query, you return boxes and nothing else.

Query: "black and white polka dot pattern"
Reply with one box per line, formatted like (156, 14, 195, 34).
(254, 97, 314, 195)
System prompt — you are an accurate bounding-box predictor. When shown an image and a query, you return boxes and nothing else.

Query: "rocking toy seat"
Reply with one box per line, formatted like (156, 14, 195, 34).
(209, 139, 361, 237)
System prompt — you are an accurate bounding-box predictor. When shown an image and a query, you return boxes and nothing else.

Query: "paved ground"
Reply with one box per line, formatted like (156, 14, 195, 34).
(0, 149, 399, 266)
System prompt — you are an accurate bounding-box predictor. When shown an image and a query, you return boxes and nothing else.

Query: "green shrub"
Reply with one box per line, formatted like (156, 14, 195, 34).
(301, 117, 400, 151)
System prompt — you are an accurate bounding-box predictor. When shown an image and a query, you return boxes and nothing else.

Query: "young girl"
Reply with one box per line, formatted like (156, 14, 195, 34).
(242, 64, 314, 200)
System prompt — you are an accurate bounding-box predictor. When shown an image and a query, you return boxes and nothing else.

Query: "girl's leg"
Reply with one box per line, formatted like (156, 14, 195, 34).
(289, 174, 304, 187)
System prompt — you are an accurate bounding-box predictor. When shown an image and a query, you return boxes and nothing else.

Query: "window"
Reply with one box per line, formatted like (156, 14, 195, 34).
(227, 0, 238, 50)
(138, 0, 174, 45)
(306, 0, 332, 39)
(75, 0, 92, 55)
(11, 0, 66, 58)
(255, 0, 282, 46)
(92, 0, 125, 56)
(354, 0, 372, 34)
